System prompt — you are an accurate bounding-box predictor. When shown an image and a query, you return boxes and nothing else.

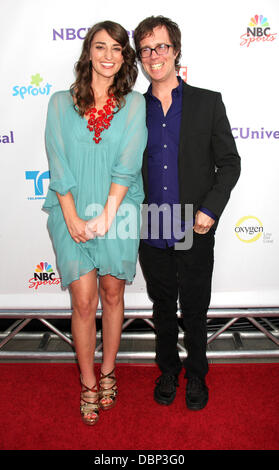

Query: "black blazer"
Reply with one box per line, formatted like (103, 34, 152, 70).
(142, 81, 241, 222)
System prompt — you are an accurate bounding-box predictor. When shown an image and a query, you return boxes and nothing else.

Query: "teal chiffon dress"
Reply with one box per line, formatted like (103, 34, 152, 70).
(43, 90, 147, 288)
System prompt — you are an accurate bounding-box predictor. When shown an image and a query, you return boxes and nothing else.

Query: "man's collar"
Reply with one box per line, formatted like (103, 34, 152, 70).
(146, 75, 183, 100)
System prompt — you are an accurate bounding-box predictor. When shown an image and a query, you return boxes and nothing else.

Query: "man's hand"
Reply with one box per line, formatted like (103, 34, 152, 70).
(193, 210, 215, 234)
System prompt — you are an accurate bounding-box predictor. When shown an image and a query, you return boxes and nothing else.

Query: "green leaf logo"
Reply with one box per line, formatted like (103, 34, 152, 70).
(31, 73, 43, 87)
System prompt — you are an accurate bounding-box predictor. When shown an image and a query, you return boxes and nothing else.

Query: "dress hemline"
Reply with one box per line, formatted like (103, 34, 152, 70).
(61, 267, 135, 289)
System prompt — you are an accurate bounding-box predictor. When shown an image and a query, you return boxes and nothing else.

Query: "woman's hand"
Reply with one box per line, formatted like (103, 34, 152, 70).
(56, 192, 88, 243)
(85, 212, 111, 239)
(66, 215, 88, 243)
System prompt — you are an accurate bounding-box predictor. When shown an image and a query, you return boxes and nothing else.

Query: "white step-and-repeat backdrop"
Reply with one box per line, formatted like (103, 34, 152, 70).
(1, 0, 278, 309)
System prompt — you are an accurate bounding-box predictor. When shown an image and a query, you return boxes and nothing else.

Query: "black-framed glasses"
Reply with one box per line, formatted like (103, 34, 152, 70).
(139, 43, 174, 58)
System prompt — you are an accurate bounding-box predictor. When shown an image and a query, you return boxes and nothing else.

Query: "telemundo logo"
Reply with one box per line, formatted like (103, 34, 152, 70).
(25, 170, 50, 200)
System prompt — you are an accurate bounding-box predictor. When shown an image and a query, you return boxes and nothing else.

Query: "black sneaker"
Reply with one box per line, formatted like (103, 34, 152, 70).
(154, 374, 179, 405)
(186, 376, 208, 410)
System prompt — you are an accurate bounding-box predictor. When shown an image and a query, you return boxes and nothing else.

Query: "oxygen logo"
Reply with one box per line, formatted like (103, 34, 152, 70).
(240, 15, 277, 47)
(29, 262, 61, 290)
(235, 216, 263, 243)
(25, 170, 50, 200)
(12, 74, 52, 99)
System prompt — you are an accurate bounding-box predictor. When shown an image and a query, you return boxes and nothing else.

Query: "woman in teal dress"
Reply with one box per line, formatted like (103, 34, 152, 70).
(43, 21, 147, 425)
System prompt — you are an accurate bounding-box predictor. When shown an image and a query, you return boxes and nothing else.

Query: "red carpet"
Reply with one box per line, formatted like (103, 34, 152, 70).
(0, 363, 278, 450)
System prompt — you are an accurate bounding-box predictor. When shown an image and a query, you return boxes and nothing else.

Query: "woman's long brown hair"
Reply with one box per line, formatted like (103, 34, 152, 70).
(71, 21, 138, 116)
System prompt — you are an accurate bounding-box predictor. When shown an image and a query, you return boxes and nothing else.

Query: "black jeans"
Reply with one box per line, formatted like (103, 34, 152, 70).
(139, 231, 215, 379)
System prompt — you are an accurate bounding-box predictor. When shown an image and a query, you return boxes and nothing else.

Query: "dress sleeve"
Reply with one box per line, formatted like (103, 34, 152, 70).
(45, 92, 76, 196)
(111, 92, 147, 187)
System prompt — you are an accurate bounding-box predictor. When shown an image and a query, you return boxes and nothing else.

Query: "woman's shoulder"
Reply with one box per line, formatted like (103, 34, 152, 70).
(125, 90, 146, 109)
(48, 90, 73, 109)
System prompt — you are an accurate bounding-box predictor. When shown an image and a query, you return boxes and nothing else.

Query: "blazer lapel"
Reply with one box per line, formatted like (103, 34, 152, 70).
(178, 82, 195, 161)
(177, 82, 196, 216)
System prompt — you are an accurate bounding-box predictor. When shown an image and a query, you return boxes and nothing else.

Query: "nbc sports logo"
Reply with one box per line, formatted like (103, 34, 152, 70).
(240, 15, 277, 47)
(29, 262, 61, 289)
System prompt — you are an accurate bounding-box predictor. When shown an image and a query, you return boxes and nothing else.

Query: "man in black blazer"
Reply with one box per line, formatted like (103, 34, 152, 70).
(134, 16, 240, 410)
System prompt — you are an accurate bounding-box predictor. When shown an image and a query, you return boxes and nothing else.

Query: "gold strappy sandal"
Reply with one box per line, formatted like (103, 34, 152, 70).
(99, 369, 118, 411)
(80, 377, 99, 426)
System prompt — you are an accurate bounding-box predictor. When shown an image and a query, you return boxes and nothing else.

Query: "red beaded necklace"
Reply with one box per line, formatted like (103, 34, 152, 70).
(86, 94, 116, 144)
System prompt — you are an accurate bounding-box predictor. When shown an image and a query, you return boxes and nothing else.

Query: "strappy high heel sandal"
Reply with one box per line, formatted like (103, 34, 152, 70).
(80, 377, 99, 426)
(99, 368, 118, 411)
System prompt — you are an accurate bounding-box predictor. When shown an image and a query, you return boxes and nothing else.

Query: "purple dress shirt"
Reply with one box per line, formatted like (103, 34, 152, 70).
(143, 77, 216, 248)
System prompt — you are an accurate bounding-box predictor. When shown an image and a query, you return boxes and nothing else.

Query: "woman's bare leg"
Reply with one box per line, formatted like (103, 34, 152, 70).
(70, 269, 99, 388)
(99, 274, 125, 374)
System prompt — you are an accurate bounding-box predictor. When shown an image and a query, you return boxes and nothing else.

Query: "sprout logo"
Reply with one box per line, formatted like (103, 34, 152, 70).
(235, 216, 263, 243)
(13, 74, 52, 100)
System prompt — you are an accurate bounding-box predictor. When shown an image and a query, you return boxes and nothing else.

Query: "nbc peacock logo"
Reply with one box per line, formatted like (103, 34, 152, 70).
(35, 262, 54, 276)
(240, 15, 277, 47)
(28, 262, 61, 289)
(249, 15, 269, 28)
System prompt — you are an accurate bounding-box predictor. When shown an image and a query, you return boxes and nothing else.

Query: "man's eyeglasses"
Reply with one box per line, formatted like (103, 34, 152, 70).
(139, 43, 174, 58)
